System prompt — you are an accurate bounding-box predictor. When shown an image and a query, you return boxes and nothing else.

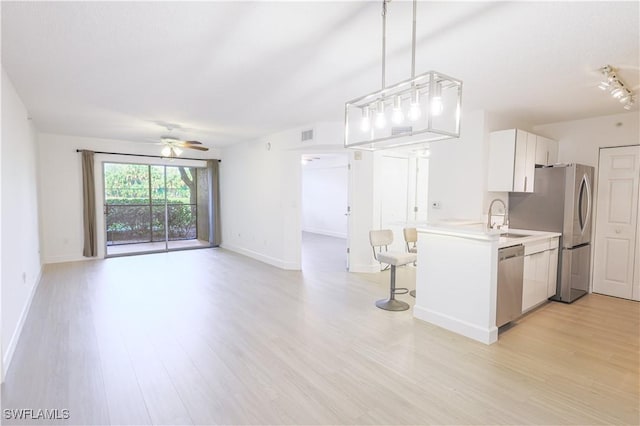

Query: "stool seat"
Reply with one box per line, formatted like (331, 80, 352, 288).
(376, 251, 417, 266)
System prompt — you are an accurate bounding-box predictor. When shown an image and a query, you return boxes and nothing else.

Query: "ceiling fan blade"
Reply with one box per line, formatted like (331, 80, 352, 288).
(185, 145, 209, 151)
(182, 140, 203, 145)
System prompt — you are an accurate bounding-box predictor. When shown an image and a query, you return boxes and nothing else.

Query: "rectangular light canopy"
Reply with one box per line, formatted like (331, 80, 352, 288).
(345, 70, 462, 151)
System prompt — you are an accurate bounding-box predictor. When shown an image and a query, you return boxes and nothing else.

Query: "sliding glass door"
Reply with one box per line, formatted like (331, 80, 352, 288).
(104, 162, 211, 256)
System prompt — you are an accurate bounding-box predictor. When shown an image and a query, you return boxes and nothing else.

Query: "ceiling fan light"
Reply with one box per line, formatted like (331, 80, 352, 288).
(173, 147, 183, 157)
(161, 146, 171, 157)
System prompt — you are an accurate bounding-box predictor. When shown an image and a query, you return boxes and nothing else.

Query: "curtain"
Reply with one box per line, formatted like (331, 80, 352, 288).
(208, 160, 222, 246)
(81, 150, 97, 257)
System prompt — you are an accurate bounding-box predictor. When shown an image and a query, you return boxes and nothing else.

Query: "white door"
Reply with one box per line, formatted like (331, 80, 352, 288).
(380, 155, 409, 252)
(593, 145, 640, 300)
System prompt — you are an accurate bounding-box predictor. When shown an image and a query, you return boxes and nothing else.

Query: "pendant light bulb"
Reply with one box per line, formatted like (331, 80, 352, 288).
(361, 106, 371, 132)
(375, 100, 386, 129)
(430, 81, 443, 116)
(408, 89, 421, 121)
(391, 95, 404, 124)
(431, 97, 443, 116)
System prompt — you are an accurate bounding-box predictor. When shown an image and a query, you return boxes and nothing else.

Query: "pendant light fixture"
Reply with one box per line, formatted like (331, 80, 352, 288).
(345, 0, 462, 150)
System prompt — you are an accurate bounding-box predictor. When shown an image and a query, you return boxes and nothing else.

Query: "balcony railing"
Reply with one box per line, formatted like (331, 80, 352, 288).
(106, 203, 197, 245)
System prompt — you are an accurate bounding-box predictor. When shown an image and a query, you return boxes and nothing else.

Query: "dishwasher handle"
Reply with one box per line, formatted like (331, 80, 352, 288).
(498, 245, 524, 261)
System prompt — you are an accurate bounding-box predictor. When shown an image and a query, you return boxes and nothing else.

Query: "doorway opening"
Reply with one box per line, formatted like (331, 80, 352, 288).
(300, 153, 349, 272)
(379, 153, 429, 254)
(103, 162, 212, 257)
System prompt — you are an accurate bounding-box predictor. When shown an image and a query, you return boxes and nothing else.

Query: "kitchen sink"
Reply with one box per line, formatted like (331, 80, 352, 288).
(500, 232, 529, 239)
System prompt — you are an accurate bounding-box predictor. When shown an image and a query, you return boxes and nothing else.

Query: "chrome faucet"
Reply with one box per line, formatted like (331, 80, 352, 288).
(487, 198, 508, 229)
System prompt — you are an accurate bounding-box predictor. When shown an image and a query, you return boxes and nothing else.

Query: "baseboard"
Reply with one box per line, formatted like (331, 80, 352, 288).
(220, 243, 301, 270)
(2, 266, 43, 382)
(348, 263, 381, 273)
(43, 254, 96, 264)
(302, 228, 347, 239)
(413, 304, 498, 345)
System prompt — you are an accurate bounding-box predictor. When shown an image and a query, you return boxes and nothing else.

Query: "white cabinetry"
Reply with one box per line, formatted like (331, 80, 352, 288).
(547, 246, 559, 297)
(535, 135, 559, 166)
(488, 129, 536, 192)
(522, 237, 560, 313)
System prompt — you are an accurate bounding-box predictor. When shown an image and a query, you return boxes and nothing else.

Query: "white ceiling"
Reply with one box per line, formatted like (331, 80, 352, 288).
(2, 1, 638, 149)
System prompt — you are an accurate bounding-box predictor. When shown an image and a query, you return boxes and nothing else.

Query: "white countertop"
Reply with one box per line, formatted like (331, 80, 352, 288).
(417, 222, 560, 247)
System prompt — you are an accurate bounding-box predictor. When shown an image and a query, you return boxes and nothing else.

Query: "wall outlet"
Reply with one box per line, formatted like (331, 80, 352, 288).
(431, 201, 442, 209)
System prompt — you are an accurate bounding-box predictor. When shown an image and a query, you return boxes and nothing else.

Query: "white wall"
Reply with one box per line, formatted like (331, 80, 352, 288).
(534, 111, 639, 294)
(37, 133, 221, 263)
(534, 111, 639, 167)
(428, 109, 489, 222)
(1, 69, 42, 377)
(220, 122, 347, 270)
(301, 155, 348, 238)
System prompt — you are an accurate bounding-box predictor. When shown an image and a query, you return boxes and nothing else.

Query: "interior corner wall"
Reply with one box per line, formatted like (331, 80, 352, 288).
(219, 121, 346, 271)
(37, 133, 221, 264)
(347, 150, 379, 273)
(533, 111, 640, 167)
(1, 68, 42, 378)
(220, 130, 302, 270)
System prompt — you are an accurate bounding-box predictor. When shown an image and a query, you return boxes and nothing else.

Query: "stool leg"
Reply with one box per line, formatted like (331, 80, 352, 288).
(389, 265, 396, 300)
(376, 265, 410, 311)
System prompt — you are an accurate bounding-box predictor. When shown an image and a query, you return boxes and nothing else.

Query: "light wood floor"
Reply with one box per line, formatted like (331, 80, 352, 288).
(2, 235, 638, 425)
(106, 239, 211, 256)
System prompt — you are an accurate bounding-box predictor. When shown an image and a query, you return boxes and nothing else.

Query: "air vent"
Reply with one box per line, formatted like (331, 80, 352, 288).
(301, 129, 314, 142)
(391, 126, 412, 136)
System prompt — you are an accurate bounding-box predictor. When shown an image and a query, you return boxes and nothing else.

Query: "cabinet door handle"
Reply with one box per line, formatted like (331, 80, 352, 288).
(546, 151, 549, 165)
(524, 176, 528, 191)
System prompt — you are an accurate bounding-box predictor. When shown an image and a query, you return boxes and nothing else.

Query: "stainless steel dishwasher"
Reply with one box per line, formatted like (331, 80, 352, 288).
(496, 245, 524, 327)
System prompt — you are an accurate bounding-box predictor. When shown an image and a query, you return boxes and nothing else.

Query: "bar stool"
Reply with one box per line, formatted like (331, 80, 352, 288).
(403, 227, 418, 298)
(403, 227, 418, 253)
(370, 230, 417, 311)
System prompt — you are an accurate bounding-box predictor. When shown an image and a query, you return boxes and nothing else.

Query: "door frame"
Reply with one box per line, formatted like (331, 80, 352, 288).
(592, 144, 640, 299)
(94, 153, 208, 259)
(299, 151, 350, 270)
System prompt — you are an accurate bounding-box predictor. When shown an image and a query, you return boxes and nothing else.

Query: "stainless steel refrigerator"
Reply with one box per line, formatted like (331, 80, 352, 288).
(509, 164, 594, 303)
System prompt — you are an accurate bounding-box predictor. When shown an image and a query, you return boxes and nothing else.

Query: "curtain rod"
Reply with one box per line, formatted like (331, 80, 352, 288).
(76, 149, 221, 162)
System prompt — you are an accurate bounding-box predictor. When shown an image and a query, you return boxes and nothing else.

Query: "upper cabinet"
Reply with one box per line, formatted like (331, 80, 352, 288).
(488, 129, 536, 192)
(488, 129, 558, 192)
(535, 135, 558, 166)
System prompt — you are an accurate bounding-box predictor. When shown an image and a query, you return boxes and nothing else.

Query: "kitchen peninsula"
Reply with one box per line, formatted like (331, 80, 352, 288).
(414, 223, 560, 344)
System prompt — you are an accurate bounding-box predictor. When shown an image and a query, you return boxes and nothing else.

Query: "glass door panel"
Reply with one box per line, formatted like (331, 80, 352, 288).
(105, 163, 153, 254)
(166, 166, 198, 249)
(104, 162, 210, 256)
(150, 165, 167, 244)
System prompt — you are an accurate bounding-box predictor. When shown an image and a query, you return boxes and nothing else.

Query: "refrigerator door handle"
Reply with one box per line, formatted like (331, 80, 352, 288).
(578, 173, 591, 234)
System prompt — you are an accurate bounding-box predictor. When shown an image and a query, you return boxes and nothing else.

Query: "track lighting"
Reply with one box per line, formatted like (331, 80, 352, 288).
(599, 65, 636, 110)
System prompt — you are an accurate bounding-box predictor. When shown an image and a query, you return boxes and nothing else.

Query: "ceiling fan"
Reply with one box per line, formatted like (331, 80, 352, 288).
(160, 136, 209, 158)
